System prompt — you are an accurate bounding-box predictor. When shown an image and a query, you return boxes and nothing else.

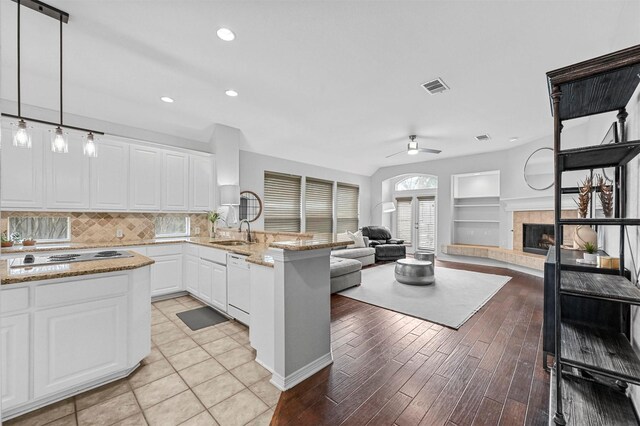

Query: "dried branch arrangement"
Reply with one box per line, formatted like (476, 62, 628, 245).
(596, 174, 614, 218)
(575, 176, 592, 218)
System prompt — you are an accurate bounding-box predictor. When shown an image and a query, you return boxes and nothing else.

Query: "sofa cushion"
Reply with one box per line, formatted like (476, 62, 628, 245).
(330, 257, 362, 278)
(332, 247, 376, 260)
(375, 244, 407, 261)
(362, 226, 392, 241)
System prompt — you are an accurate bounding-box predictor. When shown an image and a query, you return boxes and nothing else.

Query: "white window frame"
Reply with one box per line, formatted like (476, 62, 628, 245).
(154, 216, 191, 238)
(7, 216, 71, 243)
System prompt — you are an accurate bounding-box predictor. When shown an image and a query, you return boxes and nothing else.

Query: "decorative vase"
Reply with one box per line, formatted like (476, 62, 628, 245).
(210, 222, 217, 239)
(573, 225, 597, 250)
(1, 241, 13, 248)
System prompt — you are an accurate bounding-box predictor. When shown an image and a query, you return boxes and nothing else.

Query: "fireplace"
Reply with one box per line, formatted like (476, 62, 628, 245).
(523, 223, 555, 255)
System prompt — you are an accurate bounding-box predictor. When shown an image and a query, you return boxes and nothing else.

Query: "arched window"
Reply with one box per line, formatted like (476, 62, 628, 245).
(395, 175, 438, 191)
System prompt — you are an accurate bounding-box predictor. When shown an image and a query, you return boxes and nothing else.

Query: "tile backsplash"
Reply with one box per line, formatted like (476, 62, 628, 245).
(1, 211, 209, 243)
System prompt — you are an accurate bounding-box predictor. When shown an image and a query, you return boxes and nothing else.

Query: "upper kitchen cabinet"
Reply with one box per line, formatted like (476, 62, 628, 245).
(90, 138, 129, 211)
(129, 145, 162, 211)
(189, 155, 214, 211)
(1, 125, 44, 209)
(163, 151, 189, 211)
(45, 132, 90, 210)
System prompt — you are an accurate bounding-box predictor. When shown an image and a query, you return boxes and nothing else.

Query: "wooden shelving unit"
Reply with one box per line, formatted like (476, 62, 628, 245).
(547, 44, 640, 425)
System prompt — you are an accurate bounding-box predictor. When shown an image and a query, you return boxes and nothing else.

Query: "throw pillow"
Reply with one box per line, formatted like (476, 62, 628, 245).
(347, 230, 366, 248)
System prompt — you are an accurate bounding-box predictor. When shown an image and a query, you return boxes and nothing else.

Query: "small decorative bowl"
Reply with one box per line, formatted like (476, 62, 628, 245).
(22, 239, 36, 246)
(1, 241, 14, 248)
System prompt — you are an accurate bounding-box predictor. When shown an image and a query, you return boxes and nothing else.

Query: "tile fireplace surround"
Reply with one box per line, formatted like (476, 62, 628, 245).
(512, 210, 577, 251)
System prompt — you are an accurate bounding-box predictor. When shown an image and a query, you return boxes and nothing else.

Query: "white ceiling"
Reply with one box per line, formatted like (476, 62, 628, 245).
(1, 1, 639, 176)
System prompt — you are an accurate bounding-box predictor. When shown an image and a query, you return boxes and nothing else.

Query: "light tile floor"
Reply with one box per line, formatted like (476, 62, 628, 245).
(6, 295, 280, 426)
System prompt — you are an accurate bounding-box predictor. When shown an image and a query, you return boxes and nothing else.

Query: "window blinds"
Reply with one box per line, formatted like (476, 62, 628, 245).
(336, 183, 359, 233)
(305, 178, 334, 234)
(396, 197, 413, 243)
(264, 171, 302, 232)
(417, 196, 436, 251)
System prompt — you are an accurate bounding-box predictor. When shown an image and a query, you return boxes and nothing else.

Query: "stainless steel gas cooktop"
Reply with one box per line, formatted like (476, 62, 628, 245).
(9, 250, 134, 268)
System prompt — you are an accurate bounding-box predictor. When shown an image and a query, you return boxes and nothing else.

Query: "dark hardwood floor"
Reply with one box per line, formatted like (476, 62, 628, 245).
(271, 260, 548, 426)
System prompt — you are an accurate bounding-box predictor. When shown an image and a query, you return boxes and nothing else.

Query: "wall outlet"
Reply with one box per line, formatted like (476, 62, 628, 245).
(195, 226, 201, 235)
(116, 229, 124, 238)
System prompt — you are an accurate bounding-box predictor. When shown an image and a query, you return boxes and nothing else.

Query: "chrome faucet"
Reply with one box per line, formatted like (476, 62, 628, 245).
(239, 219, 252, 243)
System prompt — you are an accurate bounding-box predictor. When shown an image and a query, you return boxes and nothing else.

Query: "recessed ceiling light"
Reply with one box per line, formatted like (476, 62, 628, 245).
(160, 96, 174, 103)
(225, 89, 238, 97)
(509, 137, 519, 142)
(217, 28, 235, 41)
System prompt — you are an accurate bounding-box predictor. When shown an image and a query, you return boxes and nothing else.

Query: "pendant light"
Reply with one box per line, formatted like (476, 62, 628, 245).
(2, 0, 103, 156)
(11, 0, 32, 149)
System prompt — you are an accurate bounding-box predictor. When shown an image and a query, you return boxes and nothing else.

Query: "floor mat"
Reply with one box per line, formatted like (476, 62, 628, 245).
(176, 306, 229, 331)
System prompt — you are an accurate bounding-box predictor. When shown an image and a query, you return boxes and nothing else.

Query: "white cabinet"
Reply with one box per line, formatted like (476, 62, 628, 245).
(184, 255, 199, 295)
(90, 139, 129, 210)
(33, 296, 128, 399)
(163, 151, 189, 211)
(129, 146, 162, 211)
(1, 313, 29, 411)
(45, 132, 91, 209)
(1, 125, 44, 209)
(198, 259, 214, 304)
(190, 155, 213, 211)
(150, 254, 183, 297)
(211, 263, 228, 313)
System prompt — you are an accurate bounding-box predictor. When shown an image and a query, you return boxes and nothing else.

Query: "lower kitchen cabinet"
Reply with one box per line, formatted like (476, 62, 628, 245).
(198, 259, 214, 304)
(33, 296, 128, 399)
(1, 314, 29, 411)
(150, 254, 183, 297)
(184, 254, 199, 295)
(211, 262, 228, 313)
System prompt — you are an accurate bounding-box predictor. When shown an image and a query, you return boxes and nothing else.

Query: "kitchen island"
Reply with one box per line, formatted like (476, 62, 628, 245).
(0, 251, 154, 420)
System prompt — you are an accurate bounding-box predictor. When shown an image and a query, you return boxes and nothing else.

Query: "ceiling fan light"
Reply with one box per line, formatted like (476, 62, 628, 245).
(50, 127, 68, 153)
(83, 132, 98, 157)
(407, 141, 419, 155)
(12, 119, 32, 148)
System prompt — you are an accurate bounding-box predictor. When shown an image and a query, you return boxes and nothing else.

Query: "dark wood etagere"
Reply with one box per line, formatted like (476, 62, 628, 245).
(547, 44, 640, 425)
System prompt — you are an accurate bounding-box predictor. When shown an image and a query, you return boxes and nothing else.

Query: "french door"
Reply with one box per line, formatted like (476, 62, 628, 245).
(396, 195, 437, 253)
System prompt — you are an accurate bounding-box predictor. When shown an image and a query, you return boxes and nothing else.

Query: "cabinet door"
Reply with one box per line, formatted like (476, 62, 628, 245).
(90, 139, 129, 210)
(198, 259, 214, 304)
(33, 296, 127, 399)
(163, 151, 189, 211)
(189, 155, 213, 211)
(45, 132, 90, 209)
(211, 263, 228, 313)
(1, 313, 29, 411)
(150, 254, 183, 297)
(184, 255, 199, 295)
(1, 125, 44, 209)
(129, 146, 162, 211)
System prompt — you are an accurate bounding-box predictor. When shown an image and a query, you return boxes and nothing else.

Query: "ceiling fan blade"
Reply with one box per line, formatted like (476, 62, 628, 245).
(418, 148, 442, 154)
(385, 150, 406, 158)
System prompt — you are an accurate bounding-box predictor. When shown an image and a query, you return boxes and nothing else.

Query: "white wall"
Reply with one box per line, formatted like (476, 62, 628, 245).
(239, 150, 371, 231)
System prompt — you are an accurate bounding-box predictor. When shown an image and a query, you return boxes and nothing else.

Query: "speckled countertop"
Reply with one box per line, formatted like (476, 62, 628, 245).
(1, 251, 155, 285)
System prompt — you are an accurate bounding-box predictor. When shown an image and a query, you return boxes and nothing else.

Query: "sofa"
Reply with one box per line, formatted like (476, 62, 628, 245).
(361, 226, 407, 262)
(331, 236, 376, 266)
(330, 257, 362, 293)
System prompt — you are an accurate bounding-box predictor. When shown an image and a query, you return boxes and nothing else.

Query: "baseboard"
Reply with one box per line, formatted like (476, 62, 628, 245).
(151, 291, 189, 302)
(270, 352, 333, 391)
(254, 357, 274, 374)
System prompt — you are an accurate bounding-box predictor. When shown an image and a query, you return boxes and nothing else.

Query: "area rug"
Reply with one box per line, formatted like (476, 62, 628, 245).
(339, 263, 511, 329)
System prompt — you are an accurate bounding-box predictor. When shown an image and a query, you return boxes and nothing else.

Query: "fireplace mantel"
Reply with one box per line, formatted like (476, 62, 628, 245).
(501, 194, 576, 212)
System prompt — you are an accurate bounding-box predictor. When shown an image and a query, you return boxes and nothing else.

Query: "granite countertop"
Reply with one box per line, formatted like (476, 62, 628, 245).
(1, 251, 155, 285)
(269, 235, 353, 250)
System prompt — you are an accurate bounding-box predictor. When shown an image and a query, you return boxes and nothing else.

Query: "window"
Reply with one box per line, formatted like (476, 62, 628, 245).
(395, 175, 438, 191)
(395, 197, 413, 244)
(155, 216, 190, 237)
(264, 171, 302, 232)
(336, 183, 359, 233)
(8, 217, 70, 242)
(305, 178, 333, 234)
(417, 196, 436, 251)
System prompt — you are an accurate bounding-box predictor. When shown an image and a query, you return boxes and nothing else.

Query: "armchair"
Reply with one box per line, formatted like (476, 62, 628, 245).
(361, 226, 407, 262)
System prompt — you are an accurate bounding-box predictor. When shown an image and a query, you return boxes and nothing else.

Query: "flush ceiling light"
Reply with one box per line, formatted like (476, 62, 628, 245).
(217, 28, 235, 41)
(225, 89, 238, 97)
(160, 96, 174, 103)
(509, 137, 519, 142)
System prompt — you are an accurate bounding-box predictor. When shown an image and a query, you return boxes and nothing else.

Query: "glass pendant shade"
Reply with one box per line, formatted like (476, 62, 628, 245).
(407, 141, 419, 155)
(50, 127, 68, 153)
(83, 132, 98, 157)
(12, 119, 32, 148)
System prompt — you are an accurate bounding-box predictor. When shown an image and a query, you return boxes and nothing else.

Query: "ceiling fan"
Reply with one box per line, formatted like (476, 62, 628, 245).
(386, 135, 441, 158)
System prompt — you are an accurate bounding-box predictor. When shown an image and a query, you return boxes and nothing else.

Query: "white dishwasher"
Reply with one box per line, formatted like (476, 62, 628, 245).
(227, 253, 251, 326)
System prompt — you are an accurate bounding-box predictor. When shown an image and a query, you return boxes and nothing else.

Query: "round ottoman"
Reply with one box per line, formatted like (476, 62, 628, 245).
(394, 258, 435, 286)
(415, 251, 435, 266)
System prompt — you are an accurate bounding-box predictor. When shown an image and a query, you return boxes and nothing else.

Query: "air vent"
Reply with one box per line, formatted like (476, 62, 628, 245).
(475, 134, 491, 142)
(421, 78, 449, 95)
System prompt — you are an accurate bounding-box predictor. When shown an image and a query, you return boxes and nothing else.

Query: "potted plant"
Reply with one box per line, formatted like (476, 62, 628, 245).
(207, 211, 222, 238)
(583, 242, 598, 263)
(1, 232, 13, 248)
(22, 238, 36, 246)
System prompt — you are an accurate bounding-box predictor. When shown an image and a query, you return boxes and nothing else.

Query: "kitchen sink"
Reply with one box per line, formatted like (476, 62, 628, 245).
(214, 240, 251, 246)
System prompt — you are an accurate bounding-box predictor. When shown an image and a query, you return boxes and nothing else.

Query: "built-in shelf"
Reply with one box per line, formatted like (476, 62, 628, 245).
(560, 271, 640, 304)
(453, 204, 500, 208)
(560, 321, 640, 385)
(558, 139, 640, 172)
(558, 218, 640, 226)
(549, 370, 637, 425)
(453, 220, 500, 223)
